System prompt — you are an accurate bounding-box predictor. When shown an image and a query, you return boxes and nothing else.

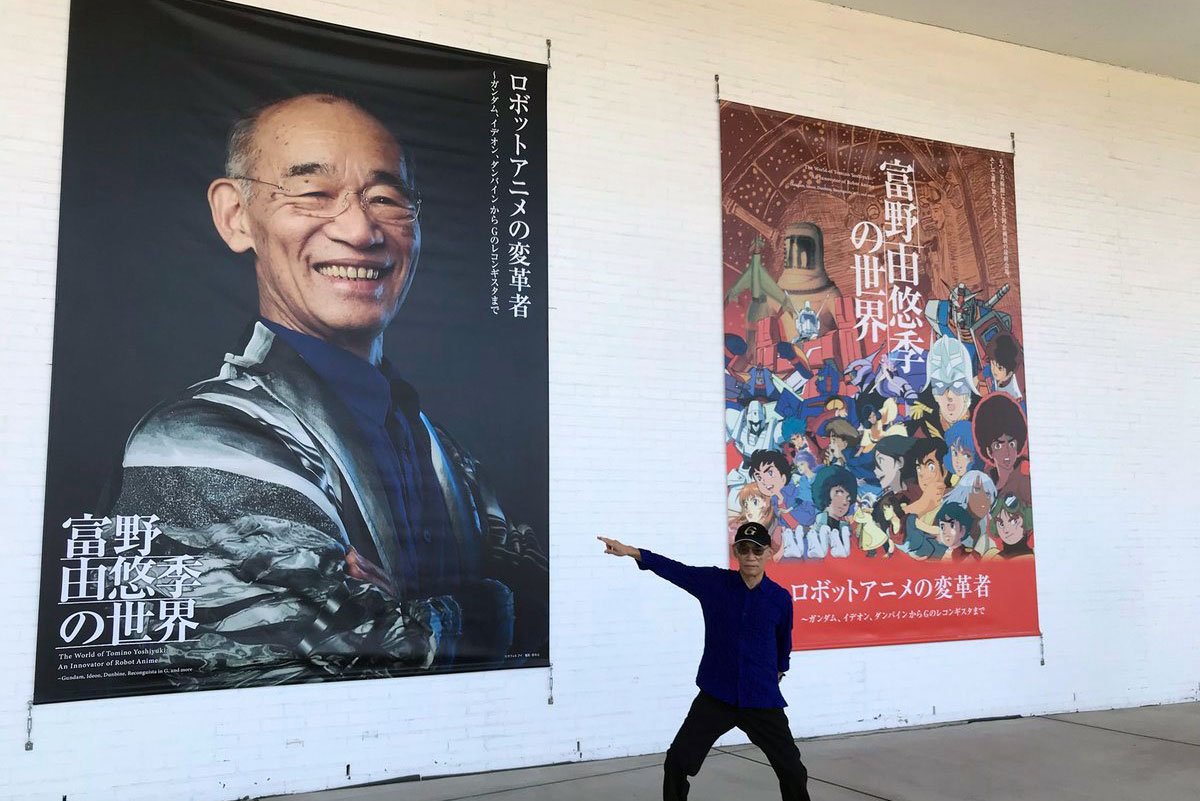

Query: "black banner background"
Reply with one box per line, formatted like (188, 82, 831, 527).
(36, 0, 548, 702)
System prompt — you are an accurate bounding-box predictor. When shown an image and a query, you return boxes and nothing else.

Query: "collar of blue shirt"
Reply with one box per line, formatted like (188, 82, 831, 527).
(259, 318, 421, 424)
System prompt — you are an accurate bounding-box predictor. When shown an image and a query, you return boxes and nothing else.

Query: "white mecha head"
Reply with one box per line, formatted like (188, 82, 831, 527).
(745, 399, 767, 437)
(924, 336, 978, 396)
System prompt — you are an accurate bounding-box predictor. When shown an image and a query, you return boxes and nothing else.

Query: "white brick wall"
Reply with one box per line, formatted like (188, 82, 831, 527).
(2, 0, 1199, 799)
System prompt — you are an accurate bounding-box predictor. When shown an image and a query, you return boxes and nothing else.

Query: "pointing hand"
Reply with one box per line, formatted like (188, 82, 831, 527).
(597, 536, 640, 559)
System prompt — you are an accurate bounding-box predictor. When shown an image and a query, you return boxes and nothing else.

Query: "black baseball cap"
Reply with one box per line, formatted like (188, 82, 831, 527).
(733, 522, 771, 549)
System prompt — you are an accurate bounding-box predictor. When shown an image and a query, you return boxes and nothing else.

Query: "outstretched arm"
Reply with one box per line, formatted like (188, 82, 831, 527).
(598, 536, 642, 561)
(598, 536, 720, 597)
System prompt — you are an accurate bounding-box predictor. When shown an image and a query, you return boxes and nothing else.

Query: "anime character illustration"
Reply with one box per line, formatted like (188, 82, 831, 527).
(944, 470, 998, 555)
(720, 103, 1037, 650)
(873, 435, 919, 503)
(822, 417, 875, 485)
(897, 438, 952, 560)
(727, 398, 783, 459)
(934, 503, 980, 562)
(943, 420, 982, 486)
(986, 493, 1034, 559)
(872, 494, 907, 554)
(985, 332, 1024, 403)
(872, 354, 919, 402)
(973, 393, 1033, 506)
(729, 482, 783, 560)
(919, 336, 979, 437)
(793, 300, 821, 342)
(925, 281, 1012, 369)
(852, 491, 894, 558)
(749, 449, 817, 534)
(843, 349, 882, 394)
(807, 466, 856, 559)
(780, 417, 812, 467)
(789, 450, 818, 509)
(858, 397, 907, 454)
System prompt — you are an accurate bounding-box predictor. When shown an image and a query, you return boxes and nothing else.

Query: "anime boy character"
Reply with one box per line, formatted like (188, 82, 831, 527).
(749, 450, 817, 533)
(873, 435, 918, 504)
(972, 393, 1032, 506)
(806, 465, 856, 559)
(986, 493, 1034, 558)
(985, 332, 1024, 403)
(780, 416, 811, 467)
(934, 503, 979, 561)
(897, 438, 951, 560)
(822, 418, 875, 484)
(806, 396, 851, 457)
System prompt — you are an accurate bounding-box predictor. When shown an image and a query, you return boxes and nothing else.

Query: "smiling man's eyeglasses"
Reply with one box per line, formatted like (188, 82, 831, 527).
(734, 543, 766, 557)
(230, 175, 421, 223)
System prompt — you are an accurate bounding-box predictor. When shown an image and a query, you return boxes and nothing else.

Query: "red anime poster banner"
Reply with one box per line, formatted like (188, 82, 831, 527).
(721, 102, 1039, 649)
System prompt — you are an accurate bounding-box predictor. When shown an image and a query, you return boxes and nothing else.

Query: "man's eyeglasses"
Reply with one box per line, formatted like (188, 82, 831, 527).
(230, 175, 421, 223)
(734, 543, 766, 556)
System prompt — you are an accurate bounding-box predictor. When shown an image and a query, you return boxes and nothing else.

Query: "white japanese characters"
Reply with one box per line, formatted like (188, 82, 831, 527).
(850, 159, 926, 371)
(58, 514, 200, 648)
(507, 73, 533, 319)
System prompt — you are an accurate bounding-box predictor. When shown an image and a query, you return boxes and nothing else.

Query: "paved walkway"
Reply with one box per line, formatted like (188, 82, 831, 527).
(269, 701, 1200, 801)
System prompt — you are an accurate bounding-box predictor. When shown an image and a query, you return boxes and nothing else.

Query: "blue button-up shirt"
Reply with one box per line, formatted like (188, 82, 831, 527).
(261, 320, 457, 597)
(637, 549, 793, 708)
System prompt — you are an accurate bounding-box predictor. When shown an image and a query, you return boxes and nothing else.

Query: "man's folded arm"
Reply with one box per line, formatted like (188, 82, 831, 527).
(108, 397, 464, 686)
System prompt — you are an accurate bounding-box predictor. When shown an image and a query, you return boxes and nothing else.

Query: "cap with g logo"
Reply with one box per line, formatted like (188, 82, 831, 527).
(733, 522, 771, 548)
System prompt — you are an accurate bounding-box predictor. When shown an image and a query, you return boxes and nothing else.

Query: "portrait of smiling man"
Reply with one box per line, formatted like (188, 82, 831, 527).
(104, 93, 547, 690)
(210, 95, 423, 362)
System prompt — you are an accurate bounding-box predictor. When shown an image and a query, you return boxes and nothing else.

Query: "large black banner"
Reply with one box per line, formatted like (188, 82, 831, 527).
(35, 0, 548, 703)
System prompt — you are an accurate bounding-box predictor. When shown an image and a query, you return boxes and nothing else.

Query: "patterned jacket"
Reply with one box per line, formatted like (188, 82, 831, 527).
(110, 322, 546, 690)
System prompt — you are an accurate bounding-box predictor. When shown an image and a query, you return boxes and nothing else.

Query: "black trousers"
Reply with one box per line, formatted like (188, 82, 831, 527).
(664, 691, 811, 801)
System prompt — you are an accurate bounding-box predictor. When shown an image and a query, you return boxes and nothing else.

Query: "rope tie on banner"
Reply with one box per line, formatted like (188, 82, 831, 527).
(714, 73, 721, 103)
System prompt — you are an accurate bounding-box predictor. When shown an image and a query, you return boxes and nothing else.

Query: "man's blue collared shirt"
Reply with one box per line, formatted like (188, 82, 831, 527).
(637, 549, 793, 709)
(261, 320, 457, 597)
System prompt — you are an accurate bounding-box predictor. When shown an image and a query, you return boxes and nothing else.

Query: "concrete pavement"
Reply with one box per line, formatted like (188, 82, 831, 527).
(266, 701, 1200, 801)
